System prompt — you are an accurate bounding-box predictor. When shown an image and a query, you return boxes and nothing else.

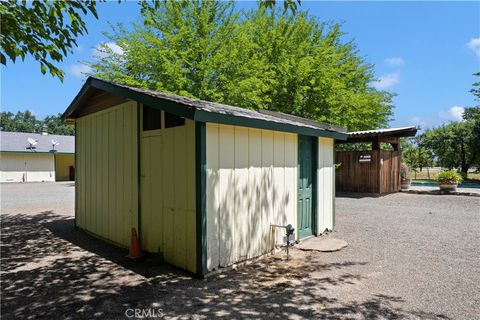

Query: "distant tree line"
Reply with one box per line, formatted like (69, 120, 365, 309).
(403, 73, 480, 177)
(0, 110, 75, 135)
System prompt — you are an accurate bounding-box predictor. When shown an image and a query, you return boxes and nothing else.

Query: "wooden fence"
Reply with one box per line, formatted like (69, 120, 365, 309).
(335, 150, 401, 194)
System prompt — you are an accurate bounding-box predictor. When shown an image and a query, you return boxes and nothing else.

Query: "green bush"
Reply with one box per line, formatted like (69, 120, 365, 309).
(436, 170, 463, 184)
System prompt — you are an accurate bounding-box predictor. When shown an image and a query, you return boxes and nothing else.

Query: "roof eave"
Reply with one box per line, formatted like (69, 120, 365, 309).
(63, 77, 349, 139)
(194, 110, 348, 140)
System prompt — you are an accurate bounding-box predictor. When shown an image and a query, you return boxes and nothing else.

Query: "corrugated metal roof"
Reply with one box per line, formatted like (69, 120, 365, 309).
(348, 126, 417, 137)
(62, 77, 348, 140)
(0, 131, 74, 153)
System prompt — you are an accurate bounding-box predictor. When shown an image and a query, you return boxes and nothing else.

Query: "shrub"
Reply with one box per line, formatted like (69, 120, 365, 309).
(436, 170, 463, 184)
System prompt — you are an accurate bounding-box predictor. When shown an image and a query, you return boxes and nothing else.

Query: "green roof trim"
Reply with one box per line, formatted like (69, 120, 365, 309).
(63, 77, 348, 140)
(195, 110, 347, 140)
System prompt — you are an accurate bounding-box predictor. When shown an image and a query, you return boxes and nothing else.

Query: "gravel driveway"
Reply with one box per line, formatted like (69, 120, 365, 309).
(1, 182, 479, 319)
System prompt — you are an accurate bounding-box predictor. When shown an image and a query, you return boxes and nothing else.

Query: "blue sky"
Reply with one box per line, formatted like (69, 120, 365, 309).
(1, 1, 479, 130)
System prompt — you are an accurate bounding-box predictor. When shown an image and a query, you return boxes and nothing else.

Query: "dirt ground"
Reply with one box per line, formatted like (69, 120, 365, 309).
(1, 182, 479, 319)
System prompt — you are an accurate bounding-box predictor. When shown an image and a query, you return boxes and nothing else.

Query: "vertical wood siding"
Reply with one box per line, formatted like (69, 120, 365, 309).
(140, 118, 196, 273)
(317, 137, 334, 232)
(335, 150, 400, 194)
(205, 123, 297, 272)
(54, 154, 74, 181)
(75, 102, 138, 247)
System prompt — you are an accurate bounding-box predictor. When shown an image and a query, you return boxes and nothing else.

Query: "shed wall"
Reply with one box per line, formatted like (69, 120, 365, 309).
(140, 117, 196, 273)
(75, 101, 138, 247)
(0, 153, 55, 182)
(317, 137, 335, 232)
(55, 154, 75, 181)
(205, 123, 297, 272)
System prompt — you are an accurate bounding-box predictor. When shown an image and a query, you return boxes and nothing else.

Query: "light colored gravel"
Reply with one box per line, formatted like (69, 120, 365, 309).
(1, 183, 479, 319)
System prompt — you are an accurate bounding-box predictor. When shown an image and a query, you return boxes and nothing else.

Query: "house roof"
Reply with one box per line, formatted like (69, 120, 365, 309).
(348, 126, 418, 138)
(62, 77, 348, 140)
(0, 131, 75, 154)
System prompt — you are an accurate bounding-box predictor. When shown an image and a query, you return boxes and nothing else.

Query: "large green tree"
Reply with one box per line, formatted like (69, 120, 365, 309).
(0, 0, 99, 81)
(0, 0, 298, 81)
(89, 0, 393, 130)
(420, 121, 478, 174)
(401, 138, 433, 178)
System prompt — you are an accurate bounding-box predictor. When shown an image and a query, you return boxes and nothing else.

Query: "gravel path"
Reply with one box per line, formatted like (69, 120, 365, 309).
(1, 183, 479, 319)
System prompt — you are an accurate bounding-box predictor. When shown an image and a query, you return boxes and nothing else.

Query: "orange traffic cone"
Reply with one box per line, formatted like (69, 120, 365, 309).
(125, 228, 144, 261)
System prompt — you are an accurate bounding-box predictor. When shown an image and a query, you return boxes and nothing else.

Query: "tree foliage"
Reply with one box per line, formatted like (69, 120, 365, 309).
(470, 72, 480, 103)
(0, 110, 74, 135)
(401, 138, 433, 174)
(0, 0, 99, 81)
(419, 121, 478, 174)
(89, 0, 394, 130)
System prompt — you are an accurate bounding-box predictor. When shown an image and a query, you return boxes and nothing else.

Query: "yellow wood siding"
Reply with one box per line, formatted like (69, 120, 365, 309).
(140, 116, 196, 273)
(205, 123, 298, 272)
(317, 137, 334, 232)
(75, 102, 138, 247)
(54, 154, 74, 181)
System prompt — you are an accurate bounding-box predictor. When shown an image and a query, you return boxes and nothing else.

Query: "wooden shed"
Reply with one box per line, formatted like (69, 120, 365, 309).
(335, 127, 417, 195)
(62, 77, 348, 276)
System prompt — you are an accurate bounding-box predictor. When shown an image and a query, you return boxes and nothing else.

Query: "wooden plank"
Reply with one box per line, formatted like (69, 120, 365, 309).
(206, 123, 220, 271)
(108, 110, 116, 241)
(261, 130, 274, 254)
(247, 128, 262, 258)
(174, 125, 187, 268)
(218, 125, 235, 267)
(234, 126, 249, 262)
(185, 120, 196, 272)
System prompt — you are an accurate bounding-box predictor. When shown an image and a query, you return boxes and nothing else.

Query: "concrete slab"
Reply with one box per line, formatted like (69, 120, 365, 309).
(296, 237, 348, 252)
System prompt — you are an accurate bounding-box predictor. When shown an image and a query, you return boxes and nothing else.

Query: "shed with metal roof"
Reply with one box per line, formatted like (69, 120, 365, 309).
(63, 77, 348, 276)
(335, 126, 418, 195)
(0, 131, 75, 182)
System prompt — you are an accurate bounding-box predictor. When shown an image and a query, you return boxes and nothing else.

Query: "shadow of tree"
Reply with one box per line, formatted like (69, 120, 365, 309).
(1, 212, 450, 319)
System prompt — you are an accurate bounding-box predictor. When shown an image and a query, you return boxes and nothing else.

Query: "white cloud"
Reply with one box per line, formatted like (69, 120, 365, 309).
(467, 37, 480, 57)
(69, 64, 92, 78)
(92, 42, 125, 58)
(372, 72, 400, 90)
(385, 57, 405, 66)
(439, 106, 465, 122)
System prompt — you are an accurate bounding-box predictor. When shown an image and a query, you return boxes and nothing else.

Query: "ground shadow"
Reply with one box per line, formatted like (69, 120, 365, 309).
(336, 192, 383, 199)
(1, 211, 450, 319)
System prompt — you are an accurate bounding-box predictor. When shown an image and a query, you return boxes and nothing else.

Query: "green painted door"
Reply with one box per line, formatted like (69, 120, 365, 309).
(298, 135, 315, 239)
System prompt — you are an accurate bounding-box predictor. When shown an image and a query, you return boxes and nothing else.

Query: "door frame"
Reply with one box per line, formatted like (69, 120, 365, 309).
(297, 135, 318, 239)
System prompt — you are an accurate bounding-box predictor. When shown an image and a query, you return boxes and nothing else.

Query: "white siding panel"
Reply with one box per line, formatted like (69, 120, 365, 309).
(248, 129, 263, 259)
(206, 124, 220, 271)
(218, 125, 235, 267)
(0, 153, 55, 182)
(317, 137, 334, 232)
(205, 123, 298, 272)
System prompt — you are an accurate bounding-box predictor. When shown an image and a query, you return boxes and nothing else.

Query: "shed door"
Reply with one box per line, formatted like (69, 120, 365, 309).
(298, 135, 315, 239)
(140, 106, 163, 252)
